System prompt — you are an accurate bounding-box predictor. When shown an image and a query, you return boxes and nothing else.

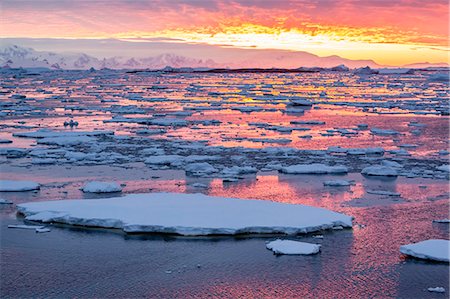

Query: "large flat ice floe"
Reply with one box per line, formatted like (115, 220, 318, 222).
(400, 239, 449, 262)
(17, 193, 353, 236)
(0, 180, 40, 192)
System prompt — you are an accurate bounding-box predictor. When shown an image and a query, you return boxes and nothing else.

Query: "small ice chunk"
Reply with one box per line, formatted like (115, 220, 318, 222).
(433, 219, 450, 223)
(381, 160, 403, 168)
(190, 183, 208, 188)
(144, 155, 184, 166)
(185, 163, 218, 176)
(367, 190, 401, 196)
(361, 165, 398, 177)
(0, 198, 13, 204)
(280, 164, 348, 174)
(428, 287, 445, 293)
(8, 224, 45, 230)
(436, 165, 450, 172)
(400, 239, 449, 262)
(35, 227, 51, 233)
(266, 239, 321, 255)
(0, 180, 40, 192)
(82, 182, 122, 193)
(323, 180, 352, 187)
(370, 128, 399, 136)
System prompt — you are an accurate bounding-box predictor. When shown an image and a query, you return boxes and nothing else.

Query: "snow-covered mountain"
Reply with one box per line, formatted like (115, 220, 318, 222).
(0, 45, 222, 70)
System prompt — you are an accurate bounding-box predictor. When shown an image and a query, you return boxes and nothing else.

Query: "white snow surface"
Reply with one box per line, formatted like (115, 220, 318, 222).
(280, 164, 348, 174)
(0, 180, 40, 192)
(266, 239, 321, 255)
(428, 287, 446, 293)
(82, 182, 122, 193)
(437, 165, 450, 172)
(361, 165, 398, 177)
(400, 239, 449, 262)
(17, 193, 353, 236)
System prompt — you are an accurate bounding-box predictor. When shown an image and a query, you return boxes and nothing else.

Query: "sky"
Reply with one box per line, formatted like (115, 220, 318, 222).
(1, 0, 449, 66)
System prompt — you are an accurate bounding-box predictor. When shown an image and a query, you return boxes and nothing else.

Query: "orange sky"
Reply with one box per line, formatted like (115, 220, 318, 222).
(2, 0, 449, 65)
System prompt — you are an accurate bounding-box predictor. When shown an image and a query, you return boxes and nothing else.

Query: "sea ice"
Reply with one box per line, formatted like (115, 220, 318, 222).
(361, 165, 398, 177)
(436, 165, 450, 172)
(433, 219, 450, 223)
(280, 164, 348, 174)
(82, 182, 122, 193)
(323, 180, 353, 186)
(185, 163, 218, 176)
(266, 239, 321, 255)
(8, 224, 45, 230)
(0, 198, 13, 204)
(17, 193, 353, 236)
(144, 155, 184, 166)
(428, 287, 446, 293)
(0, 180, 40, 192)
(400, 239, 449, 262)
(370, 128, 399, 136)
(367, 190, 401, 196)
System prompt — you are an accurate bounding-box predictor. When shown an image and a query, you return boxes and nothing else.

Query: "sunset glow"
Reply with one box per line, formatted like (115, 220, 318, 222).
(2, 0, 449, 65)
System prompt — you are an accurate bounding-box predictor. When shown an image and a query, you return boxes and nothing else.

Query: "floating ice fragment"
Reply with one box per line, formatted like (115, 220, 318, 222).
(428, 287, 446, 293)
(17, 193, 353, 236)
(323, 180, 353, 186)
(361, 165, 398, 177)
(0, 180, 40, 192)
(8, 224, 45, 230)
(82, 182, 122, 193)
(280, 164, 348, 174)
(433, 219, 450, 223)
(266, 239, 321, 255)
(367, 190, 401, 196)
(400, 239, 449, 262)
(436, 165, 450, 172)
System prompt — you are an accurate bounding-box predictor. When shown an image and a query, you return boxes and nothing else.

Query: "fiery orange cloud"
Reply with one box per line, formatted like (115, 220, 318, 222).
(1, 0, 449, 65)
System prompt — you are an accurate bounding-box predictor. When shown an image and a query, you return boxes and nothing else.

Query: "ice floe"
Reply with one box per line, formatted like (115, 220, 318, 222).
(17, 193, 353, 236)
(0, 180, 40, 192)
(427, 287, 446, 293)
(280, 164, 348, 174)
(323, 180, 353, 187)
(361, 165, 398, 177)
(82, 182, 122, 193)
(266, 239, 321, 255)
(0, 198, 13, 204)
(400, 239, 449, 262)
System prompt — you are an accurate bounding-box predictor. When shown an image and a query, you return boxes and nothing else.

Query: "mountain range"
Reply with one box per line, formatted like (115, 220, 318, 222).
(1, 44, 447, 70)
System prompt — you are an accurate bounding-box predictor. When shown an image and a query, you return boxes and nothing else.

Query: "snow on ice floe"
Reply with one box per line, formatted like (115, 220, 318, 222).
(0, 198, 13, 204)
(361, 165, 398, 177)
(17, 193, 353, 236)
(428, 287, 446, 293)
(0, 180, 40, 192)
(266, 239, 321, 255)
(185, 162, 219, 176)
(280, 164, 348, 174)
(82, 182, 122, 193)
(436, 165, 450, 172)
(400, 239, 449, 262)
(323, 180, 353, 187)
